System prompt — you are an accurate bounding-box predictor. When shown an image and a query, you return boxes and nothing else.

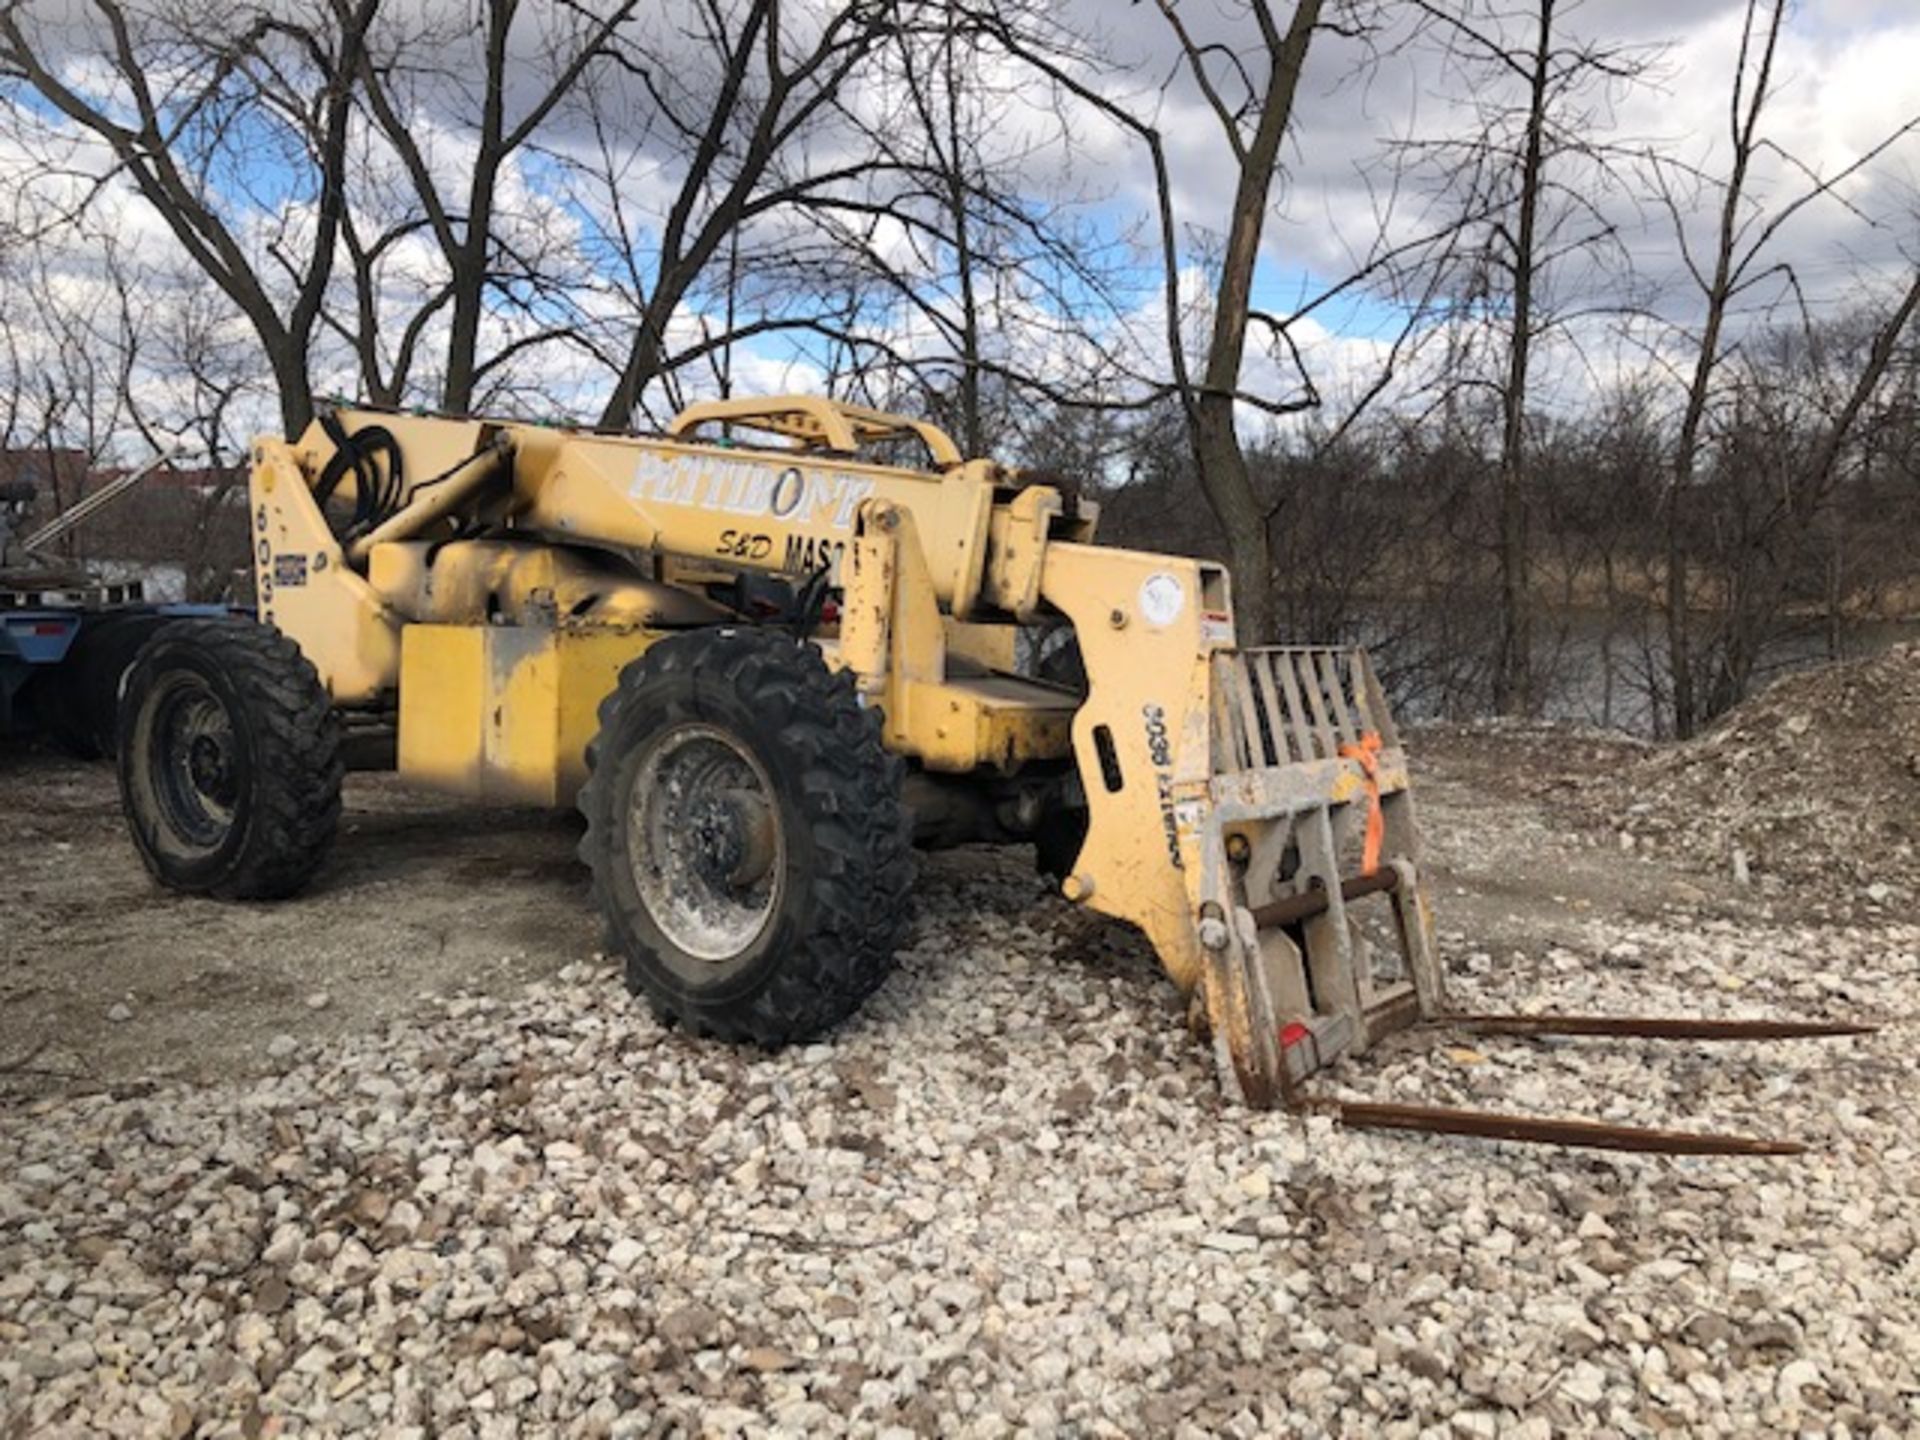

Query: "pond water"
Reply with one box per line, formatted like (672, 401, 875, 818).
(87, 559, 1920, 741)
(1487, 611, 1915, 738)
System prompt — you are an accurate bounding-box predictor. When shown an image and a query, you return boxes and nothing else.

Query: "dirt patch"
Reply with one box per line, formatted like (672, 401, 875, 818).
(1552, 645, 1920, 911)
(0, 745, 599, 1094)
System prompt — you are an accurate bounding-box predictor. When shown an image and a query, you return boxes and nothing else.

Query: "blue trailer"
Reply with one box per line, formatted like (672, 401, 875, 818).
(1, 465, 227, 756)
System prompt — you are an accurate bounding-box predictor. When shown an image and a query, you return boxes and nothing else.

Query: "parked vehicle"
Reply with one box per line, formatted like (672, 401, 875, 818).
(0, 453, 225, 756)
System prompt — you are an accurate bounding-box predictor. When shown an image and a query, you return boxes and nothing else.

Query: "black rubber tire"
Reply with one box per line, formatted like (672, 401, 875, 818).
(579, 628, 914, 1045)
(117, 619, 343, 899)
(25, 668, 99, 759)
(36, 612, 178, 759)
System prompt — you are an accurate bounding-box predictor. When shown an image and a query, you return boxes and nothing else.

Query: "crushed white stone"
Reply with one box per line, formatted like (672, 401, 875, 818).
(3, 766, 1917, 1436)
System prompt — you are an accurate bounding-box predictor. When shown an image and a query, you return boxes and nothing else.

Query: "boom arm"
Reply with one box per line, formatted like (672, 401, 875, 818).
(18, 446, 182, 556)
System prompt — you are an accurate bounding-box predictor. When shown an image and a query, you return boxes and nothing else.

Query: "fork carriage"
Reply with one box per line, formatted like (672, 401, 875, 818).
(1193, 647, 1439, 1108)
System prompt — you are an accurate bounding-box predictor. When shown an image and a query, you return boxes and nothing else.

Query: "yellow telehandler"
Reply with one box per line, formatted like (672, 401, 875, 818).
(114, 396, 1862, 1151)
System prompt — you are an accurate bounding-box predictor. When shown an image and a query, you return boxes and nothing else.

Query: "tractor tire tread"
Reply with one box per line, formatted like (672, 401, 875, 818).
(578, 627, 914, 1045)
(119, 618, 342, 900)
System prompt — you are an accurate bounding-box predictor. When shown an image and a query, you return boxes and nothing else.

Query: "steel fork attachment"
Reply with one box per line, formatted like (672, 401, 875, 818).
(1188, 647, 1871, 1156)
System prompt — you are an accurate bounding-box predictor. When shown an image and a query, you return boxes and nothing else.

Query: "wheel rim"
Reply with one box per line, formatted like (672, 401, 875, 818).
(146, 673, 241, 850)
(626, 723, 784, 962)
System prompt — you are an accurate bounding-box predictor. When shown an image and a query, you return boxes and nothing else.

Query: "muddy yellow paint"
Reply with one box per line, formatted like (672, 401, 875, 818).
(251, 439, 400, 705)
(398, 624, 651, 806)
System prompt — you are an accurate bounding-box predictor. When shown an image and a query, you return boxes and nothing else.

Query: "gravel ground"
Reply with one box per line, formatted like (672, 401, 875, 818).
(2, 731, 1917, 1438)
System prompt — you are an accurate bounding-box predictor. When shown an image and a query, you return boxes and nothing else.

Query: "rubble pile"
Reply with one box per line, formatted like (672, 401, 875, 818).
(1573, 645, 1920, 903)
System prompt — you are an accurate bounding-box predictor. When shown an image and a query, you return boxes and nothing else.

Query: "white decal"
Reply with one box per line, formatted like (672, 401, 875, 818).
(1138, 572, 1185, 628)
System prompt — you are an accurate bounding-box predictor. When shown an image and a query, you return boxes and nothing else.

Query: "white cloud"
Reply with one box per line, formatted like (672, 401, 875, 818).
(1, 0, 1915, 458)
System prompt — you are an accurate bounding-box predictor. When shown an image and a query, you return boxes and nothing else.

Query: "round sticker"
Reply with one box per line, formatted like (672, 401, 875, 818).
(1138, 572, 1185, 627)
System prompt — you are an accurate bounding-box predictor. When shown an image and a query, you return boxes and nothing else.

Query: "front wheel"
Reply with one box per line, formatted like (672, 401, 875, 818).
(117, 620, 342, 899)
(579, 629, 913, 1045)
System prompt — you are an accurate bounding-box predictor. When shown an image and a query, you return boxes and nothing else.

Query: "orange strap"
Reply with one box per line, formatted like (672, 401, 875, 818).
(1338, 731, 1385, 876)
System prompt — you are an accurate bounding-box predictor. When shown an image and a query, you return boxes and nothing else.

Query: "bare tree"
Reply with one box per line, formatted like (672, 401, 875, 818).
(1695, 262, 1920, 712)
(0, 211, 261, 594)
(0, 230, 133, 557)
(0, 0, 381, 437)
(563, 2, 916, 429)
(795, 6, 1134, 456)
(960, 1, 1344, 642)
(1398, 0, 1654, 713)
(1149, 0, 1326, 645)
(339, 0, 640, 412)
(1647, 0, 1919, 735)
(110, 256, 263, 600)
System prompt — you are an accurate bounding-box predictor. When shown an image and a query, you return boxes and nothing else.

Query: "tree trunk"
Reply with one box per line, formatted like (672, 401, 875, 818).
(273, 343, 316, 439)
(1492, 0, 1554, 715)
(1666, 0, 1781, 738)
(1187, 0, 1321, 647)
(441, 0, 514, 413)
(601, 319, 665, 429)
(943, 25, 984, 457)
(1195, 397, 1276, 643)
(442, 245, 489, 415)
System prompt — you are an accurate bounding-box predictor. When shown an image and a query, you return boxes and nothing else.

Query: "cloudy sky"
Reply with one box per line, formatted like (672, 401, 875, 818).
(732, 0, 1920, 433)
(1, 0, 1916, 450)
(1116, 0, 1920, 426)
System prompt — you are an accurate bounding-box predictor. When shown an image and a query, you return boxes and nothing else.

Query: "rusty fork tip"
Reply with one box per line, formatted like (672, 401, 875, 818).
(1445, 1013, 1879, 1042)
(1325, 1100, 1811, 1157)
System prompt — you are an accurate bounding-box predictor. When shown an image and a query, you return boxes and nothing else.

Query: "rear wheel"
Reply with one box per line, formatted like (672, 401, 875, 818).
(579, 628, 913, 1045)
(118, 620, 342, 899)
